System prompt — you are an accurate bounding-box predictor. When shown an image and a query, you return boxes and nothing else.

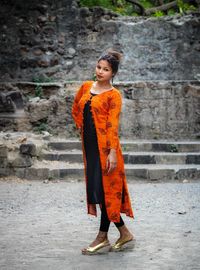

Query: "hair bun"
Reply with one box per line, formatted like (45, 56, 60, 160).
(107, 49, 123, 62)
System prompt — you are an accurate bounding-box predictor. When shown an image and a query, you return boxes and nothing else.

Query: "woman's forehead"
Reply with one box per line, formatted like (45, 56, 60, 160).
(97, 59, 112, 68)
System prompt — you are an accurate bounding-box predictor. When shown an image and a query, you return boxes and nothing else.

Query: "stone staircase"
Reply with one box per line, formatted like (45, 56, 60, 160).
(26, 139, 200, 181)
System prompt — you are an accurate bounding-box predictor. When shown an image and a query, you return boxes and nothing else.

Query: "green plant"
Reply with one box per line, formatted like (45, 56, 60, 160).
(170, 144, 178, 153)
(33, 119, 51, 134)
(167, 8, 176, 16)
(79, 0, 197, 17)
(48, 176, 55, 181)
(152, 10, 165, 17)
(177, 0, 197, 14)
(35, 84, 43, 98)
(139, 0, 154, 9)
(80, 0, 140, 15)
(32, 76, 55, 83)
(80, 0, 113, 9)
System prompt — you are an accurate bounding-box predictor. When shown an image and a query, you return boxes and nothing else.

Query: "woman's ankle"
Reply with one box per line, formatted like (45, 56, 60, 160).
(97, 230, 108, 240)
(118, 225, 132, 238)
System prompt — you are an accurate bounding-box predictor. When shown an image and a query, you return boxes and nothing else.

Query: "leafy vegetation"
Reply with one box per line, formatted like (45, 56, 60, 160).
(34, 84, 43, 98)
(79, 0, 198, 16)
(176, 0, 197, 14)
(170, 144, 178, 152)
(32, 76, 55, 83)
(33, 119, 51, 134)
(32, 75, 56, 99)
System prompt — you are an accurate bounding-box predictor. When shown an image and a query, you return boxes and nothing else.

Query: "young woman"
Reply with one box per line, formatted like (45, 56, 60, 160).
(71, 50, 135, 255)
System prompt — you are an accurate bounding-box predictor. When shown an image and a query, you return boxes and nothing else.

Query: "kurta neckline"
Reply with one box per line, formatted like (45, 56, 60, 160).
(90, 81, 114, 95)
(90, 89, 113, 95)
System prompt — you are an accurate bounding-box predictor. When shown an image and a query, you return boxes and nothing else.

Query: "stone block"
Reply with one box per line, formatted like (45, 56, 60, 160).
(155, 155, 186, 164)
(0, 168, 9, 177)
(49, 169, 60, 179)
(28, 99, 51, 123)
(186, 155, 200, 164)
(0, 157, 8, 168)
(42, 153, 58, 161)
(128, 155, 156, 164)
(152, 144, 174, 152)
(176, 168, 199, 180)
(14, 168, 26, 179)
(12, 155, 33, 168)
(59, 168, 84, 178)
(148, 169, 175, 181)
(20, 143, 37, 156)
(59, 153, 83, 163)
(0, 145, 8, 157)
(48, 141, 82, 150)
(25, 168, 50, 180)
(125, 169, 148, 179)
(131, 88, 145, 99)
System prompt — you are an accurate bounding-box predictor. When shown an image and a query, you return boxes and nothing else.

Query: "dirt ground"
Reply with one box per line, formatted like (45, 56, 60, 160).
(0, 178, 200, 270)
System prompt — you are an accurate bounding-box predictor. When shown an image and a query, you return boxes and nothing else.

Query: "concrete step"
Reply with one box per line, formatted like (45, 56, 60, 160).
(16, 160, 200, 181)
(41, 150, 200, 165)
(48, 139, 200, 152)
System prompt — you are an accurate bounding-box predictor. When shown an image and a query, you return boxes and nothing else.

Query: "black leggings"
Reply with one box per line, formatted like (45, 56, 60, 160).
(100, 201, 124, 232)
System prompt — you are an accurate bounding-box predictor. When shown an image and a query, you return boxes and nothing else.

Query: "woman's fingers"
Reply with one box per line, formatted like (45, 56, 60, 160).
(107, 161, 117, 174)
(106, 158, 109, 170)
(106, 152, 117, 174)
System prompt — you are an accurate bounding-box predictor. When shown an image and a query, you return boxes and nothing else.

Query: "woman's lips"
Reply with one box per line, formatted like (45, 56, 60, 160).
(97, 75, 103, 79)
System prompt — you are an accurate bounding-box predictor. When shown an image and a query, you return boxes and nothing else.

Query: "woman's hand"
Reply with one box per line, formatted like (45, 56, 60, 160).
(106, 149, 117, 174)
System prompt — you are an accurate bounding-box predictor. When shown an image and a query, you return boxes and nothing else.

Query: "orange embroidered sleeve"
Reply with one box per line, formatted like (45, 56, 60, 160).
(106, 90, 122, 150)
(71, 82, 84, 129)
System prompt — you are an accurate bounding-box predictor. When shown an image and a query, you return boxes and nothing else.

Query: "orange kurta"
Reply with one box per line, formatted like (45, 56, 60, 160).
(71, 80, 134, 223)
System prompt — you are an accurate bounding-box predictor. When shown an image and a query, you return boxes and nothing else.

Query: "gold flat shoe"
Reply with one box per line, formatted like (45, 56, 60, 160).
(82, 239, 111, 255)
(111, 237, 136, 252)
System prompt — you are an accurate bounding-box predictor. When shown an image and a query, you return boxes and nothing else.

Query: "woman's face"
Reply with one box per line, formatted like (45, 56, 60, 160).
(95, 60, 113, 82)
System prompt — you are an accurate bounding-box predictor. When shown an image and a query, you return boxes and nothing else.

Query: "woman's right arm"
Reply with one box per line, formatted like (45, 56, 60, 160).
(71, 82, 85, 129)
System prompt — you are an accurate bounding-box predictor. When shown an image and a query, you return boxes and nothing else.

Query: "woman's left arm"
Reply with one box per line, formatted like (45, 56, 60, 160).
(106, 91, 122, 174)
(106, 90, 122, 150)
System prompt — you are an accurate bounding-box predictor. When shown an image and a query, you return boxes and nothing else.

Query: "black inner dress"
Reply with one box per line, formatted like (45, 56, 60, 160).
(83, 92, 104, 204)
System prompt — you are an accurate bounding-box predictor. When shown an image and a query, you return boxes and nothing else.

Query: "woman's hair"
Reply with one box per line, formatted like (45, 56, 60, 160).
(98, 49, 123, 76)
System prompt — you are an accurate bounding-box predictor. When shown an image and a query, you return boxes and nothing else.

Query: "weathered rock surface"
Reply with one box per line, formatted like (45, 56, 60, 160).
(0, 81, 199, 140)
(0, 0, 199, 81)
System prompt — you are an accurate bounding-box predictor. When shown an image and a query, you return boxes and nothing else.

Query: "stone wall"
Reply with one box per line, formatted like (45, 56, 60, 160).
(0, 0, 200, 82)
(119, 81, 200, 139)
(0, 80, 199, 140)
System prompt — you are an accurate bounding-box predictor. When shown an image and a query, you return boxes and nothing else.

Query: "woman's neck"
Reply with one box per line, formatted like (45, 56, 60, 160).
(94, 80, 112, 89)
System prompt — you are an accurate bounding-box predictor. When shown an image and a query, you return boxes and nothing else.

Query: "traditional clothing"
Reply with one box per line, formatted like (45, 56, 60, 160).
(72, 80, 134, 223)
(83, 92, 104, 204)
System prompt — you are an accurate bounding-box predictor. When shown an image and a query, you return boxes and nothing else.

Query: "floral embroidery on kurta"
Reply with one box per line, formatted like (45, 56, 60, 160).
(71, 80, 134, 223)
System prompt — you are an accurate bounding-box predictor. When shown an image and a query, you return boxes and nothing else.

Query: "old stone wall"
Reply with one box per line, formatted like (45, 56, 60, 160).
(0, 81, 199, 140)
(0, 0, 200, 82)
(119, 81, 200, 139)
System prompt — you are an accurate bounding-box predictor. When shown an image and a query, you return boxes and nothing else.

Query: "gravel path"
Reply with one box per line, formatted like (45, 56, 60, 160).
(0, 178, 200, 270)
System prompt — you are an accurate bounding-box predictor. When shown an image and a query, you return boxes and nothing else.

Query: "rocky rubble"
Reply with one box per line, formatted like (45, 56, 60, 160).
(0, 132, 49, 178)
